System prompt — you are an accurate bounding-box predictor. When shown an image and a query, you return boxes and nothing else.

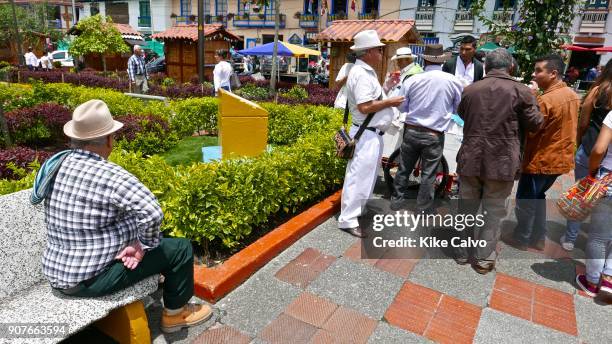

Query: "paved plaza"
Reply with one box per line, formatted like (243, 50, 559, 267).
(144, 173, 612, 343)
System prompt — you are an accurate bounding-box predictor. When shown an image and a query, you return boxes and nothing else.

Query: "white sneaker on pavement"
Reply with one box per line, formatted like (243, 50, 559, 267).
(560, 235, 574, 251)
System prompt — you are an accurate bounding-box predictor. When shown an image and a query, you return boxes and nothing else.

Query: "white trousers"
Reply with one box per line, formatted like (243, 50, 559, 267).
(338, 127, 384, 229)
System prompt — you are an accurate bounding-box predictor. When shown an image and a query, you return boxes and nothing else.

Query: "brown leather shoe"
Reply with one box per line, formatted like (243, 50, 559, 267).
(340, 226, 367, 238)
(161, 303, 213, 333)
(502, 234, 528, 251)
(530, 238, 546, 251)
(472, 261, 495, 275)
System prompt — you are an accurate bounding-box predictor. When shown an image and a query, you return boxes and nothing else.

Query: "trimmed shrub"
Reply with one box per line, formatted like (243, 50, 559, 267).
(169, 97, 219, 136)
(0, 83, 37, 112)
(3, 103, 71, 146)
(114, 114, 179, 156)
(0, 147, 52, 180)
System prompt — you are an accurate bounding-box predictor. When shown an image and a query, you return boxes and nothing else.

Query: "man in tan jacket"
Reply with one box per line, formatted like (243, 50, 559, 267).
(510, 54, 580, 251)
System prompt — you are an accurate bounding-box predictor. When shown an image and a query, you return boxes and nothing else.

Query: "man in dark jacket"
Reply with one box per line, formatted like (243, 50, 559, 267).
(443, 35, 484, 86)
(453, 48, 544, 274)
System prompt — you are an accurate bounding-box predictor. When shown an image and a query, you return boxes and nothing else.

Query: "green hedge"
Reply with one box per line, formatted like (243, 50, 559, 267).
(0, 83, 36, 111)
(0, 86, 347, 250)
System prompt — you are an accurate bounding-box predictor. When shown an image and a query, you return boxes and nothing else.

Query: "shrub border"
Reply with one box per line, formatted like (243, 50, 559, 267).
(193, 190, 341, 303)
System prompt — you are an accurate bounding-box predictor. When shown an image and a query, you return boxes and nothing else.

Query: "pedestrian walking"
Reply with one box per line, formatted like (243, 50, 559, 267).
(213, 49, 233, 95)
(127, 45, 149, 94)
(561, 59, 612, 251)
(337, 30, 405, 238)
(390, 44, 463, 213)
(575, 110, 612, 297)
(442, 36, 484, 86)
(24, 47, 38, 71)
(509, 54, 580, 251)
(453, 49, 543, 274)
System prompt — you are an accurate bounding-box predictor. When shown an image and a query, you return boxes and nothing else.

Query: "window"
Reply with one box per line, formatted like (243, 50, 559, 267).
(362, 0, 379, 14)
(139, 1, 150, 17)
(304, 0, 319, 14)
(216, 0, 227, 15)
(180, 0, 191, 16)
(331, 0, 347, 14)
(52, 52, 65, 60)
(586, 0, 608, 8)
(494, 0, 516, 10)
(90, 3, 99, 16)
(419, 0, 435, 9)
(457, 0, 472, 10)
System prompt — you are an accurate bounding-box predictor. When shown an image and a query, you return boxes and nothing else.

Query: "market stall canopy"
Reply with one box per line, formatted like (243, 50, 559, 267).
(151, 24, 242, 42)
(315, 19, 419, 43)
(238, 42, 320, 57)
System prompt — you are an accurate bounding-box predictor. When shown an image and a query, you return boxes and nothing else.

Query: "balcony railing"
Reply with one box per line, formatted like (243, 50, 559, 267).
(455, 10, 473, 21)
(209, 15, 228, 25)
(175, 15, 197, 24)
(48, 19, 62, 29)
(138, 15, 151, 28)
(415, 11, 434, 21)
(580, 10, 608, 33)
(299, 14, 319, 28)
(492, 10, 514, 23)
(326, 13, 347, 26)
(359, 12, 378, 20)
(233, 13, 286, 28)
(415, 9, 434, 31)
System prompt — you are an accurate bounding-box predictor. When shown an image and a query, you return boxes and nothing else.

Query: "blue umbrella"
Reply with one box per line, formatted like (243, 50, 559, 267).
(237, 42, 297, 56)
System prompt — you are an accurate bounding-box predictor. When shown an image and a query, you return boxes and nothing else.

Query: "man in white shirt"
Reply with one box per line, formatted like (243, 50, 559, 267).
(391, 44, 463, 213)
(338, 30, 405, 238)
(24, 47, 38, 71)
(213, 49, 233, 95)
(333, 52, 356, 109)
(442, 36, 484, 86)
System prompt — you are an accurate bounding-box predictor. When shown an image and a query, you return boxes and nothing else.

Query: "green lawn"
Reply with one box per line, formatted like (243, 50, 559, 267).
(161, 135, 219, 166)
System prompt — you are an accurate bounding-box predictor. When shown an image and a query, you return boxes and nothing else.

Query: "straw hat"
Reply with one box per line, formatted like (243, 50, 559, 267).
(420, 44, 451, 64)
(350, 30, 385, 51)
(63, 100, 123, 140)
(390, 47, 415, 61)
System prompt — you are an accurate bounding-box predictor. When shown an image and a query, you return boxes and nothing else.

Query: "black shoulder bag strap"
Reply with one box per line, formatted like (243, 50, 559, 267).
(352, 93, 383, 141)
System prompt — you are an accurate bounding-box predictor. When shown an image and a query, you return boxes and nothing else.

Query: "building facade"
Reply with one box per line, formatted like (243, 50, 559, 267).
(77, 1, 611, 64)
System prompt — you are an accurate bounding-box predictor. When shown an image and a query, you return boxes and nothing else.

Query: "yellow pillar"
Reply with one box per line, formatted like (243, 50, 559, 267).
(218, 89, 269, 159)
(94, 300, 151, 344)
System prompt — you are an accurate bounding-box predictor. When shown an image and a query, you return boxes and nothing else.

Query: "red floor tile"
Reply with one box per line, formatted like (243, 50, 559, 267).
(309, 329, 336, 344)
(192, 325, 251, 344)
(321, 306, 377, 344)
(534, 285, 575, 312)
(424, 296, 482, 344)
(258, 313, 318, 344)
(284, 292, 338, 328)
(384, 282, 442, 335)
(494, 273, 536, 299)
(489, 289, 532, 321)
(532, 302, 578, 336)
(274, 248, 336, 289)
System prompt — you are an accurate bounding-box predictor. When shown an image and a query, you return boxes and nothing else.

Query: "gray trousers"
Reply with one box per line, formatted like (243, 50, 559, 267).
(134, 75, 149, 94)
(454, 176, 514, 263)
(392, 127, 444, 211)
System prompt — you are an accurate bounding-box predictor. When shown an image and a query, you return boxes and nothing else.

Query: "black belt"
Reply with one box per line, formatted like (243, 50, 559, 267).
(404, 123, 442, 135)
(352, 123, 384, 136)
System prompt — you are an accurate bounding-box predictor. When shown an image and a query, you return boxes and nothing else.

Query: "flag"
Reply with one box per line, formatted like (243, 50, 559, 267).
(351, 0, 356, 12)
(308, 0, 313, 13)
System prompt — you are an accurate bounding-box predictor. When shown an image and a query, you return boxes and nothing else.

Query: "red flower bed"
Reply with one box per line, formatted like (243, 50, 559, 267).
(0, 146, 52, 180)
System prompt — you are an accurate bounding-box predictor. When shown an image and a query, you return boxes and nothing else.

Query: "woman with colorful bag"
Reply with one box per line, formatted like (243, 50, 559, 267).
(575, 110, 612, 297)
(562, 60, 612, 251)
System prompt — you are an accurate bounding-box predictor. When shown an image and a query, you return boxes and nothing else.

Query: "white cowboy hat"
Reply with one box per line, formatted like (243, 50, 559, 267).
(390, 47, 415, 61)
(63, 99, 124, 140)
(350, 30, 385, 51)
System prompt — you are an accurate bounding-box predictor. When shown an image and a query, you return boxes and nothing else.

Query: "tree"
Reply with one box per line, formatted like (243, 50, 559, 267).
(471, 0, 580, 81)
(68, 14, 129, 72)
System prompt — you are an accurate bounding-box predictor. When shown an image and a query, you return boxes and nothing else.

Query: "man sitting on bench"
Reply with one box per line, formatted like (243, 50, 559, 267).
(39, 99, 211, 333)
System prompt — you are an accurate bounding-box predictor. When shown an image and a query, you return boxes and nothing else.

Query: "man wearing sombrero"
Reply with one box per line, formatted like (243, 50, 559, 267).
(391, 44, 463, 213)
(37, 100, 212, 333)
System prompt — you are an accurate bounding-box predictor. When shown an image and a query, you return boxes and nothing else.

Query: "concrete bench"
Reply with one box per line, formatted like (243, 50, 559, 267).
(0, 190, 159, 343)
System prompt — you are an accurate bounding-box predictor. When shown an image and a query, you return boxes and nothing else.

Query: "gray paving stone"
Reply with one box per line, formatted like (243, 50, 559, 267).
(574, 294, 612, 342)
(306, 258, 404, 319)
(408, 258, 495, 307)
(216, 273, 301, 337)
(495, 245, 577, 293)
(367, 322, 432, 344)
(474, 308, 578, 344)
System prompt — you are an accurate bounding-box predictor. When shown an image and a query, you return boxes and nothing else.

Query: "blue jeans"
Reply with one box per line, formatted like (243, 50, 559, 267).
(586, 167, 612, 284)
(564, 145, 590, 243)
(513, 173, 560, 244)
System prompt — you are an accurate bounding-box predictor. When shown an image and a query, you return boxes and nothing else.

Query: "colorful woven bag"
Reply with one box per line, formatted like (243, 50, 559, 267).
(556, 173, 612, 221)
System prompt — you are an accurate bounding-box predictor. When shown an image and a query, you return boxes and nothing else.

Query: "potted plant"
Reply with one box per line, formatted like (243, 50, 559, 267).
(189, 14, 197, 22)
(294, 11, 301, 19)
(242, 12, 249, 19)
(170, 13, 177, 18)
(252, 4, 261, 13)
(226, 13, 235, 20)
(205, 14, 212, 23)
(216, 14, 224, 21)
(258, 12, 265, 19)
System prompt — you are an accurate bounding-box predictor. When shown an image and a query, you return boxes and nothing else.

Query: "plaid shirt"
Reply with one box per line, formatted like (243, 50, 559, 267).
(42, 150, 163, 289)
(127, 54, 147, 81)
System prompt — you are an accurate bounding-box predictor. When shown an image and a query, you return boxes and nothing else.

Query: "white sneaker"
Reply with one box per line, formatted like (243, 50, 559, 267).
(560, 235, 574, 251)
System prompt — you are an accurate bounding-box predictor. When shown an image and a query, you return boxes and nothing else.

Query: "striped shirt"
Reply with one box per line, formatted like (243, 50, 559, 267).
(42, 150, 163, 289)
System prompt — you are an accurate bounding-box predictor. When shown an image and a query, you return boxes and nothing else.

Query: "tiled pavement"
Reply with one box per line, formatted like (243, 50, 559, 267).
(147, 173, 612, 343)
